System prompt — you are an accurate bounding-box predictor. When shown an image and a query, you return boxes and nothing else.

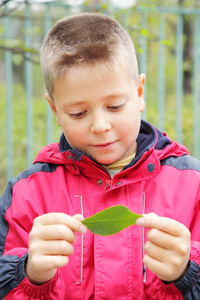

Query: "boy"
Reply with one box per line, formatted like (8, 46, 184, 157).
(0, 13, 200, 299)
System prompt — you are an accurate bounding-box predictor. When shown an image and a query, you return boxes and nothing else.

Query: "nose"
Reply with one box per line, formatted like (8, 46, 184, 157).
(90, 113, 111, 134)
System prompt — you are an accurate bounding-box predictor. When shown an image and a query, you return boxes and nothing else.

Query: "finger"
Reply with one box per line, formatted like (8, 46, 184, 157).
(144, 240, 169, 263)
(73, 214, 87, 233)
(36, 224, 77, 244)
(73, 214, 84, 222)
(147, 228, 178, 249)
(34, 213, 87, 234)
(136, 213, 187, 237)
(30, 240, 74, 256)
(30, 254, 70, 271)
(143, 254, 166, 280)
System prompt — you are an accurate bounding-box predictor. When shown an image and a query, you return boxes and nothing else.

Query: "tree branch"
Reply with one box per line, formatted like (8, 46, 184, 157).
(0, 45, 39, 64)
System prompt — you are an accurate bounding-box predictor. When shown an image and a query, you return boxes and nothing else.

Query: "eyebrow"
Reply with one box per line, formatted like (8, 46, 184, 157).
(62, 92, 129, 108)
(62, 100, 87, 109)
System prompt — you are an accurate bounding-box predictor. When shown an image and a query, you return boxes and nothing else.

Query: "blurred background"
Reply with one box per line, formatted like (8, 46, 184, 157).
(0, 0, 200, 195)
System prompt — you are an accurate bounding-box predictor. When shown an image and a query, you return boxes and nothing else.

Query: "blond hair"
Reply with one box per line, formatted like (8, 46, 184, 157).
(40, 13, 138, 100)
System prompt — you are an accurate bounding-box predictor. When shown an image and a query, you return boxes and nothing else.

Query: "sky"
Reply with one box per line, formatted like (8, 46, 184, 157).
(110, 0, 136, 8)
(44, 0, 136, 8)
(4, 0, 137, 9)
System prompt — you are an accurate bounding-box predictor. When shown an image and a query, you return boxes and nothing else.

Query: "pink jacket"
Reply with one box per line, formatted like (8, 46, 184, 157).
(1, 120, 200, 299)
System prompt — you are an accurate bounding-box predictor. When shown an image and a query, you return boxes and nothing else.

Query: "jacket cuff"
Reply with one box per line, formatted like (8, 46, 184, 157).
(19, 253, 65, 297)
(174, 260, 200, 293)
(17, 251, 29, 280)
(20, 272, 62, 297)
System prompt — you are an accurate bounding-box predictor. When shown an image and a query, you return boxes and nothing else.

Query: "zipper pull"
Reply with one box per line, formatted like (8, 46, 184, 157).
(143, 265, 146, 283)
(105, 178, 113, 190)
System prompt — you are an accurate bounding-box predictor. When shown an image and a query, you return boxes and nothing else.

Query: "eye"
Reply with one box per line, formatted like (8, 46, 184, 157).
(108, 103, 125, 110)
(69, 111, 87, 118)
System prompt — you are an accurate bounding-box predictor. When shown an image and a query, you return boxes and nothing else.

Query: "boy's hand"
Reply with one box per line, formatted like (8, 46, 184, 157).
(26, 213, 87, 285)
(136, 213, 191, 282)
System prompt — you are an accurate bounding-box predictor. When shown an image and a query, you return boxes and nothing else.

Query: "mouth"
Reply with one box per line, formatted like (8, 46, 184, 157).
(93, 141, 116, 150)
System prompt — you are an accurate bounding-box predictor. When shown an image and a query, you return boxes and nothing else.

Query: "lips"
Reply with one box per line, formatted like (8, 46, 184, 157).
(93, 141, 115, 149)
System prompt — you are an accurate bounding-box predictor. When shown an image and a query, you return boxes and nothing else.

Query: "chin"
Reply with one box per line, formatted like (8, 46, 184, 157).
(97, 158, 119, 166)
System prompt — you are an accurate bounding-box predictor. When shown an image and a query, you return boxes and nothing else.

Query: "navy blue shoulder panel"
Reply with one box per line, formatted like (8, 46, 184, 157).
(0, 163, 61, 256)
(161, 155, 200, 172)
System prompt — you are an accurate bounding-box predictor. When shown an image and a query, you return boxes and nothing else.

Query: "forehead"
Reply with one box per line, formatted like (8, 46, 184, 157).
(53, 64, 137, 107)
(53, 53, 136, 84)
(56, 60, 136, 89)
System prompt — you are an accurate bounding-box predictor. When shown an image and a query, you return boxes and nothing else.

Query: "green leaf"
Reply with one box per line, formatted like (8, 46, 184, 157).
(101, 3, 108, 10)
(82, 205, 142, 236)
(140, 28, 149, 36)
(161, 40, 172, 46)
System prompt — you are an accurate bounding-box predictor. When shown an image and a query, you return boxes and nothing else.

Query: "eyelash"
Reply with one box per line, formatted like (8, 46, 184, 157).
(108, 103, 125, 110)
(69, 103, 125, 119)
(69, 111, 86, 118)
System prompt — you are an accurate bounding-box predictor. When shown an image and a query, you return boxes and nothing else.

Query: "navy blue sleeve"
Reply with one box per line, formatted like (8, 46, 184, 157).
(175, 261, 200, 299)
(0, 253, 28, 299)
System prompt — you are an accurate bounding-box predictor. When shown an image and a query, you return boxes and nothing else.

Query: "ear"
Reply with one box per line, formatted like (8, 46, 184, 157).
(45, 93, 62, 127)
(137, 74, 146, 112)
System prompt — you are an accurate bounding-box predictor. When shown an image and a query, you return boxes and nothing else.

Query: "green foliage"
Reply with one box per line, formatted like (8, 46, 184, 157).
(0, 83, 62, 195)
(82, 205, 142, 236)
(136, 0, 200, 8)
(0, 38, 38, 54)
(12, 53, 23, 65)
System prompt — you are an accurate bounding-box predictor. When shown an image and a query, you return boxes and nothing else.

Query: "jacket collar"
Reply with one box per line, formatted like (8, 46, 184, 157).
(35, 120, 189, 172)
(59, 119, 172, 167)
(124, 120, 172, 170)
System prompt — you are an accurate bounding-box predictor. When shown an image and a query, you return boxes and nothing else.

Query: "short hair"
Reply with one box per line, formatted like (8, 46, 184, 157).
(40, 13, 138, 100)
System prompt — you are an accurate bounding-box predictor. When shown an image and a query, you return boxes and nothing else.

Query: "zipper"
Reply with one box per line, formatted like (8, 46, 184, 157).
(74, 195, 84, 285)
(142, 192, 146, 283)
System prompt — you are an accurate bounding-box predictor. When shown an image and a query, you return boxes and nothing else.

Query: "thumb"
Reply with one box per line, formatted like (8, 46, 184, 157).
(73, 214, 84, 222)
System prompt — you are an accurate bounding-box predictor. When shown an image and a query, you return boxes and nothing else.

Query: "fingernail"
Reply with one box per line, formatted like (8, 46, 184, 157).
(136, 217, 145, 226)
(80, 224, 87, 234)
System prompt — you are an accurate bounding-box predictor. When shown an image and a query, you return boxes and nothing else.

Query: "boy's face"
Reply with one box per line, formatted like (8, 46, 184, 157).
(46, 65, 145, 165)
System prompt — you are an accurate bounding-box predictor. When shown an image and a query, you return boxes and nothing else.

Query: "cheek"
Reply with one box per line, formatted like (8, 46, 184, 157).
(62, 123, 87, 148)
(64, 130, 78, 145)
(124, 119, 140, 145)
(120, 113, 141, 133)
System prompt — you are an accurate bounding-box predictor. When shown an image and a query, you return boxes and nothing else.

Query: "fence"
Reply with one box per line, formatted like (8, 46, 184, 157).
(0, 1, 200, 194)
